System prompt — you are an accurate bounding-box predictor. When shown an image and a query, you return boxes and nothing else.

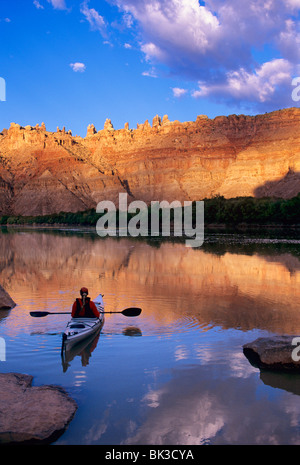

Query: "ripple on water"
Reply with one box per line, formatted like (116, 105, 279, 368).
(137, 315, 213, 338)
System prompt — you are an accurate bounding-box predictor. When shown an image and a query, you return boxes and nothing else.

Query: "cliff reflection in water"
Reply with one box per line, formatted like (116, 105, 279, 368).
(0, 229, 299, 335)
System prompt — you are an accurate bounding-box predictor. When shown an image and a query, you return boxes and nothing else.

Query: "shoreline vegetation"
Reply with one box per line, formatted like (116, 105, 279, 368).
(0, 195, 299, 231)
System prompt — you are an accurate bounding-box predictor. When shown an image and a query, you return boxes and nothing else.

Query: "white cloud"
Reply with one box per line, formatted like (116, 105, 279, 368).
(111, 0, 300, 109)
(172, 87, 187, 98)
(33, 0, 44, 9)
(142, 67, 158, 78)
(123, 12, 133, 28)
(80, 1, 107, 38)
(192, 59, 293, 105)
(286, 0, 300, 8)
(113, 0, 221, 72)
(141, 42, 167, 63)
(70, 62, 86, 72)
(278, 19, 300, 62)
(47, 0, 67, 9)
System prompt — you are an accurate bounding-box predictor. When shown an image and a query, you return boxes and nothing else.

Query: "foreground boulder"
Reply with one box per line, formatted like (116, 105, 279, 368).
(0, 285, 16, 310)
(0, 373, 77, 444)
(243, 336, 300, 372)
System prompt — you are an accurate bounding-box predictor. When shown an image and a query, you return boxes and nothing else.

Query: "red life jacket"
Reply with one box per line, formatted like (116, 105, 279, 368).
(73, 297, 96, 318)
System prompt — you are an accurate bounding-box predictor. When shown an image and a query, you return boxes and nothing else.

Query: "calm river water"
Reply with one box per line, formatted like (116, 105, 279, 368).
(0, 227, 300, 445)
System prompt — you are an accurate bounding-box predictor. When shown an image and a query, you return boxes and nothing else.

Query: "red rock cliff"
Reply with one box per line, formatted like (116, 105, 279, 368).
(0, 108, 299, 216)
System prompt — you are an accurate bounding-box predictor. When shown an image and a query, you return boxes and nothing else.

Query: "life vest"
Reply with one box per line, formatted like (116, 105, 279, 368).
(74, 297, 96, 318)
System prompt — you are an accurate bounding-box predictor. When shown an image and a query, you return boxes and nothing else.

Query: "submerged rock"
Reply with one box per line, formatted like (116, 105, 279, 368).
(0, 285, 16, 310)
(0, 373, 77, 444)
(243, 335, 300, 372)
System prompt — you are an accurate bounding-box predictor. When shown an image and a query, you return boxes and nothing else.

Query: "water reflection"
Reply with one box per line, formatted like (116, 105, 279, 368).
(122, 327, 142, 337)
(0, 229, 300, 445)
(260, 370, 300, 396)
(61, 325, 143, 372)
(0, 230, 299, 334)
(123, 363, 300, 445)
(61, 331, 101, 373)
(0, 309, 11, 324)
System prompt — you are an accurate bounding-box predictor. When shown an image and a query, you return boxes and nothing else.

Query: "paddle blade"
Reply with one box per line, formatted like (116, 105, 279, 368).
(30, 311, 50, 318)
(30, 311, 71, 317)
(121, 307, 142, 317)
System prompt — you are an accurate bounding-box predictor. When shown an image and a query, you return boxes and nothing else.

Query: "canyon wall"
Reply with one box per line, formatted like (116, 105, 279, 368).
(0, 108, 299, 216)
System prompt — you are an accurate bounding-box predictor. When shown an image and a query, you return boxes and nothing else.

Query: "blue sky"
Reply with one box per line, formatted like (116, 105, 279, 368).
(1, 0, 300, 137)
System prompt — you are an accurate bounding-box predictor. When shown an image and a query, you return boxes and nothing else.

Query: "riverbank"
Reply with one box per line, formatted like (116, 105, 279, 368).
(0, 195, 299, 230)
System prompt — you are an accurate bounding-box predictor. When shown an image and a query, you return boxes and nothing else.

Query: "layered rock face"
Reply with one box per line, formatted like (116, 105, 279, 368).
(0, 108, 299, 216)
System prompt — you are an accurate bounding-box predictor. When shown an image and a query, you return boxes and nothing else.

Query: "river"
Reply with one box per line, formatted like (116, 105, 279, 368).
(0, 227, 299, 445)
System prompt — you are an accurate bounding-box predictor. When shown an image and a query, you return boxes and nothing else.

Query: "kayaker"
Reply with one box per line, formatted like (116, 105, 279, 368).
(71, 287, 100, 319)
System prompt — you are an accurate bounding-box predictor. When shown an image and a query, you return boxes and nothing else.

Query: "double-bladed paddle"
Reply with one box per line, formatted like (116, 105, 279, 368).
(30, 307, 142, 318)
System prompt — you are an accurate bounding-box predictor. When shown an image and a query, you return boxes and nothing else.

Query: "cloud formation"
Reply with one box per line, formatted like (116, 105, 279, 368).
(80, 1, 107, 38)
(192, 58, 293, 107)
(172, 87, 187, 98)
(47, 0, 67, 9)
(70, 62, 86, 72)
(111, 0, 300, 110)
(142, 67, 158, 78)
(33, 0, 44, 9)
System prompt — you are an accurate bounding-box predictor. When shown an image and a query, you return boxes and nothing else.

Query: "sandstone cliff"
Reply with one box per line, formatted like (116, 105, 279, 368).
(0, 108, 299, 216)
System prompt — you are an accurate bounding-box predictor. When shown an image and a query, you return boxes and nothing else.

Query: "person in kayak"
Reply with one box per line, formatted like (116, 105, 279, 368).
(71, 287, 100, 318)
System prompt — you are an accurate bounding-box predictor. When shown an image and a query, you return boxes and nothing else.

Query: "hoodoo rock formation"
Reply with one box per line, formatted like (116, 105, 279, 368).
(0, 108, 299, 216)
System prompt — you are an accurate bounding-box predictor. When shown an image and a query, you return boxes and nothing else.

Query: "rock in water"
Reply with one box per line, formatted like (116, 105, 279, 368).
(0, 285, 16, 309)
(243, 335, 300, 372)
(0, 373, 77, 444)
